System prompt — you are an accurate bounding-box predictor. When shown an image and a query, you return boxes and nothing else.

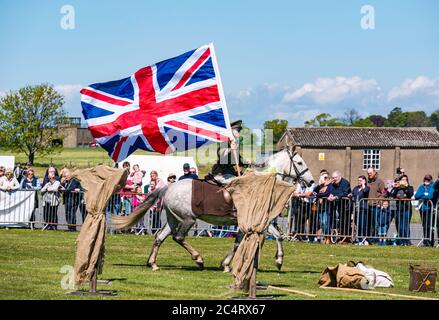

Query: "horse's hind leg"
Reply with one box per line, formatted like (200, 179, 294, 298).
(268, 223, 284, 271)
(172, 217, 205, 269)
(147, 221, 172, 271)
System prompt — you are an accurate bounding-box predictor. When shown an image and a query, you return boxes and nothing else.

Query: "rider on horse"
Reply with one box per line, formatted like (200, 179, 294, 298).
(211, 120, 248, 179)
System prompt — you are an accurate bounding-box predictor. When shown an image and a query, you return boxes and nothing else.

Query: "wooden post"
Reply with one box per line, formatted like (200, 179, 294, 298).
(248, 246, 260, 298)
(248, 266, 257, 298)
(232, 147, 241, 177)
(89, 270, 97, 293)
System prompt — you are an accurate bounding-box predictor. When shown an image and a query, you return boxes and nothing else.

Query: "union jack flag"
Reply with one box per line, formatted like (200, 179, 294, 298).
(80, 43, 233, 162)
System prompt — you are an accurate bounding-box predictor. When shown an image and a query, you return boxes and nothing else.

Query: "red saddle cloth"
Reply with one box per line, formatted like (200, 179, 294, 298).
(191, 179, 236, 217)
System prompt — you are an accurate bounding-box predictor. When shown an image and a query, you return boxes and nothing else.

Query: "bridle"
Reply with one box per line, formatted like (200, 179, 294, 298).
(281, 146, 310, 185)
(251, 146, 310, 186)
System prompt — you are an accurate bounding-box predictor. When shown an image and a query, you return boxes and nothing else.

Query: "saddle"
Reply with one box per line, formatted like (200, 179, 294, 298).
(191, 177, 237, 218)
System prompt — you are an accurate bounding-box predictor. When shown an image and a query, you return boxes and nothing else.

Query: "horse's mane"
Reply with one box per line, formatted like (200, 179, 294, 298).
(251, 150, 281, 169)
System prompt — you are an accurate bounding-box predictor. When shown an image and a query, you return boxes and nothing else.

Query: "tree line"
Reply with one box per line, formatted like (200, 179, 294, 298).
(263, 108, 439, 146)
(304, 108, 439, 129)
(1, 84, 438, 164)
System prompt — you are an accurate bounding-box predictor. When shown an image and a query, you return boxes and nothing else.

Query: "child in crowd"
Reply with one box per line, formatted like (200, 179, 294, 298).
(131, 164, 144, 187)
(132, 186, 145, 210)
(376, 200, 390, 245)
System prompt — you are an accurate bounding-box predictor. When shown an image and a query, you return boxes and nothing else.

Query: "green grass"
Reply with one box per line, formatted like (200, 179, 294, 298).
(0, 229, 438, 300)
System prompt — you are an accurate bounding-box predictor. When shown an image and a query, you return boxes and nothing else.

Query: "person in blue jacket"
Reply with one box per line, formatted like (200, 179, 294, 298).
(328, 170, 352, 243)
(60, 169, 83, 231)
(350, 175, 370, 243)
(20, 168, 41, 228)
(178, 163, 198, 180)
(313, 172, 335, 244)
(415, 174, 435, 246)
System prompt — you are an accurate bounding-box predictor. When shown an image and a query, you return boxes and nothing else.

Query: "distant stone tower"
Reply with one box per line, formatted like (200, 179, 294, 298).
(58, 117, 93, 148)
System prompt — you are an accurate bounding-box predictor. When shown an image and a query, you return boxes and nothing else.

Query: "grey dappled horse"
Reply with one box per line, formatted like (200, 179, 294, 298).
(111, 147, 314, 272)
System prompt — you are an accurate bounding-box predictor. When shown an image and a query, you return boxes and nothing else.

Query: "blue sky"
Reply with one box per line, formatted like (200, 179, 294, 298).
(1, 0, 438, 128)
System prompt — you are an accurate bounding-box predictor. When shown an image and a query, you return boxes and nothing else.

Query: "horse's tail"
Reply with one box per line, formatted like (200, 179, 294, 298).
(110, 186, 168, 230)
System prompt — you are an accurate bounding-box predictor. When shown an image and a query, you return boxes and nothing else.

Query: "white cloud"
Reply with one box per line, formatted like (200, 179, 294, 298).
(387, 76, 439, 101)
(54, 84, 83, 100)
(54, 84, 84, 118)
(233, 87, 256, 101)
(282, 76, 380, 105)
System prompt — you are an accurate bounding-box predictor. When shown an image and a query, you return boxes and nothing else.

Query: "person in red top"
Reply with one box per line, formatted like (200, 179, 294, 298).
(146, 179, 163, 232)
(120, 161, 135, 216)
(132, 186, 145, 209)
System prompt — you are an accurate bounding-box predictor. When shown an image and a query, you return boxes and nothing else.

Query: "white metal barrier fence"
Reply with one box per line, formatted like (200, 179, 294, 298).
(287, 196, 438, 247)
(0, 190, 236, 237)
(2, 190, 438, 247)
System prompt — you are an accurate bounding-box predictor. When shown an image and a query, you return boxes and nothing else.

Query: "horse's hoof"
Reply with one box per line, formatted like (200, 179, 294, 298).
(223, 266, 231, 273)
(275, 258, 283, 271)
(194, 256, 204, 269)
(151, 265, 160, 272)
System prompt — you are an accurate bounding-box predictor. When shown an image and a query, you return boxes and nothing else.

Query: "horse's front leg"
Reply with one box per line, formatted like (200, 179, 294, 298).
(268, 223, 284, 271)
(221, 229, 243, 273)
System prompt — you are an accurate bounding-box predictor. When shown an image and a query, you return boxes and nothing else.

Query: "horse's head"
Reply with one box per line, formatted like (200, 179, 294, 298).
(280, 146, 314, 187)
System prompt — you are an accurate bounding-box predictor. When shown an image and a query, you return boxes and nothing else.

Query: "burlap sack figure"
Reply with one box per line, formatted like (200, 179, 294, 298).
(71, 165, 128, 287)
(225, 171, 295, 289)
(318, 263, 369, 289)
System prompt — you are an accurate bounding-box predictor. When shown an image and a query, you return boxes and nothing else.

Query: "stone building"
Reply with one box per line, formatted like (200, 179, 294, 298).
(58, 117, 93, 148)
(277, 127, 439, 187)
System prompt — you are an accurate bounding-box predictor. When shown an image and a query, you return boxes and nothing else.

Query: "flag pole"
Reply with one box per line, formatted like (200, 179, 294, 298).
(210, 43, 240, 177)
(232, 142, 241, 177)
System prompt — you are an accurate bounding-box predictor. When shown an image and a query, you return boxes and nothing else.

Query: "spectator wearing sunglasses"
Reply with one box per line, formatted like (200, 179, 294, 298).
(0, 168, 20, 192)
(178, 163, 198, 181)
(167, 173, 177, 184)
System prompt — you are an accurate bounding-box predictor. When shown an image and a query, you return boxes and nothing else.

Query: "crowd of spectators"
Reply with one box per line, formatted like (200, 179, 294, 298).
(1, 162, 438, 246)
(105, 162, 198, 234)
(291, 167, 439, 247)
(0, 161, 198, 234)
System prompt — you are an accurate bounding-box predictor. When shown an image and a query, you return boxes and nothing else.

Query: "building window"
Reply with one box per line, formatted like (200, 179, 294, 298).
(363, 149, 380, 170)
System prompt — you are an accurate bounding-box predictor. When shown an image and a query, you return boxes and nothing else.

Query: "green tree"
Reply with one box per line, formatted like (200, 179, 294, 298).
(240, 124, 259, 146)
(430, 109, 439, 131)
(263, 119, 288, 145)
(385, 107, 408, 127)
(367, 115, 387, 127)
(0, 84, 67, 164)
(342, 109, 361, 126)
(405, 111, 431, 127)
(304, 113, 344, 127)
(352, 118, 374, 127)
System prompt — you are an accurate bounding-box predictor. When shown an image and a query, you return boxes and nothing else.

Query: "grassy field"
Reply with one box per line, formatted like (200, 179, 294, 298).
(1, 229, 438, 300)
